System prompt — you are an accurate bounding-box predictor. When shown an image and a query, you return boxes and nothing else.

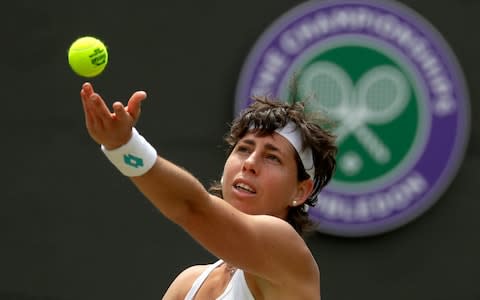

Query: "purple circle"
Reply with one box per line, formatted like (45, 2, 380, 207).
(235, 0, 470, 236)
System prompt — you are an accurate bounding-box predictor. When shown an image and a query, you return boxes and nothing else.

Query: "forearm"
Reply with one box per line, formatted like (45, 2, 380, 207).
(130, 156, 211, 223)
(80, 84, 211, 225)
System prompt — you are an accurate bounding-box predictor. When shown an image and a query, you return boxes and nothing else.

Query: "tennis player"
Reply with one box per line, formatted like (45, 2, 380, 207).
(80, 82, 336, 299)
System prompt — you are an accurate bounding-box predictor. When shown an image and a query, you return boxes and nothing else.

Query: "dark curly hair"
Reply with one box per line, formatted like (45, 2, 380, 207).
(209, 96, 337, 236)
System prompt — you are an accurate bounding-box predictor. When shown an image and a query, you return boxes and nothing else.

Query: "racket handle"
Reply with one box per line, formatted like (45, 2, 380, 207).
(355, 126, 390, 163)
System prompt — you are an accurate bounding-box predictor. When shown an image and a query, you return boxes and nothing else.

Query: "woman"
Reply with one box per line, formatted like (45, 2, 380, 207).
(80, 82, 336, 299)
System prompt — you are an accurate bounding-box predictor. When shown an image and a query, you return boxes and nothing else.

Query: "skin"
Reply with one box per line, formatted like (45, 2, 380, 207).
(80, 82, 321, 299)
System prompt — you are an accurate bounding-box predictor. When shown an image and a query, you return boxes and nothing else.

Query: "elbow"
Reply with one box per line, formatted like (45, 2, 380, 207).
(167, 192, 213, 227)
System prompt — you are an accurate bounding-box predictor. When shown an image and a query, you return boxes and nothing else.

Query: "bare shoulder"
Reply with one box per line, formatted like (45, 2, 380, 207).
(247, 215, 320, 298)
(162, 264, 208, 300)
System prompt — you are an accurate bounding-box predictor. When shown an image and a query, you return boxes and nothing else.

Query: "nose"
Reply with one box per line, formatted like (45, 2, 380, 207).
(242, 152, 259, 175)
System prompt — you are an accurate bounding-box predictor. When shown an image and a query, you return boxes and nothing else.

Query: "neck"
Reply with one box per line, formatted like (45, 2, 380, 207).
(225, 263, 237, 275)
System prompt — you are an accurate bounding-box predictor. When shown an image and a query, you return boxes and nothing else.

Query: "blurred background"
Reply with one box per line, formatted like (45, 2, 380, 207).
(0, 0, 478, 299)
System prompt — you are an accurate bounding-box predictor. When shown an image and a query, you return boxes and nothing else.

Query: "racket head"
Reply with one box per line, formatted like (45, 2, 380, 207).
(298, 61, 354, 119)
(356, 65, 409, 124)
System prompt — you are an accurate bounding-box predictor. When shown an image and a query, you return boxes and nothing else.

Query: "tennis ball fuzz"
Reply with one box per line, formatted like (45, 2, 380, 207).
(68, 36, 108, 77)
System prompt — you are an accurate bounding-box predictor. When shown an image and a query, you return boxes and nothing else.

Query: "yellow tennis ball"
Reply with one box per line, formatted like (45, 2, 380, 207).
(68, 36, 108, 77)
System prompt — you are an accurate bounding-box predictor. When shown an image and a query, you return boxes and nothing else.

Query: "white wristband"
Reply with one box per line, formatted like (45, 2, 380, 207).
(101, 128, 157, 177)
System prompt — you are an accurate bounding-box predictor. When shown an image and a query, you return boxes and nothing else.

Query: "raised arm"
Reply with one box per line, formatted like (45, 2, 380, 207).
(80, 83, 318, 289)
(80, 82, 219, 230)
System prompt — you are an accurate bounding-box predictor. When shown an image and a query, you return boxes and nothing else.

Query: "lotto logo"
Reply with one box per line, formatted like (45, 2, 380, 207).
(123, 154, 144, 168)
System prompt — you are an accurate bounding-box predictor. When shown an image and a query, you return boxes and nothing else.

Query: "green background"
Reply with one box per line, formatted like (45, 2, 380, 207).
(296, 46, 420, 183)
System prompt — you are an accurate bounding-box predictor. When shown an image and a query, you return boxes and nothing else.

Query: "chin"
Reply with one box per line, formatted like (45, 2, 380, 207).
(229, 199, 258, 215)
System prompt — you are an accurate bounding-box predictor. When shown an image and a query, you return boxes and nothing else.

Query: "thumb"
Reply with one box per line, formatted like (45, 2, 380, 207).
(127, 91, 147, 121)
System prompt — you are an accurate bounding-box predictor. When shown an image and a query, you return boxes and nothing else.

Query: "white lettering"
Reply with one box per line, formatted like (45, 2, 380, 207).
(250, 49, 287, 96)
(317, 172, 429, 222)
(271, 6, 457, 116)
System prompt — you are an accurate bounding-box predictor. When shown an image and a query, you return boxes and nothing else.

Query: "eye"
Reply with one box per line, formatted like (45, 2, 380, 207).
(236, 145, 251, 153)
(266, 154, 281, 163)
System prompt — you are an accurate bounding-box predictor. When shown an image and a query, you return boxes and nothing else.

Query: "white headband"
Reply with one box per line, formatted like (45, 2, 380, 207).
(275, 122, 315, 179)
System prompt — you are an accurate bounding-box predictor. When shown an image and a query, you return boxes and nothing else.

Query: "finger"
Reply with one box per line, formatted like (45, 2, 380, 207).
(88, 94, 113, 129)
(80, 88, 88, 114)
(126, 91, 147, 121)
(80, 89, 96, 127)
(81, 82, 94, 98)
(112, 101, 129, 122)
(92, 94, 112, 117)
(80, 82, 98, 125)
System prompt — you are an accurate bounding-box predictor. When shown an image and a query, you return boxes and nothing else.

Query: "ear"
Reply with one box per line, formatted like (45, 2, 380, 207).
(293, 178, 314, 206)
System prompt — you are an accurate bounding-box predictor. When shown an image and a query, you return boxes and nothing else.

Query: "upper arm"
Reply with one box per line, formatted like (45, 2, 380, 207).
(130, 158, 317, 287)
(176, 195, 317, 285)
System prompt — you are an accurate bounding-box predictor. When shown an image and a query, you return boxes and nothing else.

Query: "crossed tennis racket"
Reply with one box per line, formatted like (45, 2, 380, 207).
(299, 62, 409, 164)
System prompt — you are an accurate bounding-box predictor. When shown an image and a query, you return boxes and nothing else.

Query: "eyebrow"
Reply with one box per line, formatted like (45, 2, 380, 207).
(240, 138, 282, 153)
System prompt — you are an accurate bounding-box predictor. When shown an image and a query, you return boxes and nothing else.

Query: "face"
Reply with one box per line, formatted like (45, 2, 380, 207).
(222, 132, 309, 218)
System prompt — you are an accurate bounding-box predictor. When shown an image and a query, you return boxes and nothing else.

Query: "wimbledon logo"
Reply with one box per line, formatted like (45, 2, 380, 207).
(235, 0, 470, 237)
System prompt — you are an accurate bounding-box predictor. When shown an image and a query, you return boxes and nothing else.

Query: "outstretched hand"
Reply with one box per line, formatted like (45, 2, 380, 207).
(80, 82, 147, 150)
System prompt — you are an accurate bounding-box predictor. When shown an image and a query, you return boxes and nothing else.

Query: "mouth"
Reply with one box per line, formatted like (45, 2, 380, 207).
(233, 182, 256, 194)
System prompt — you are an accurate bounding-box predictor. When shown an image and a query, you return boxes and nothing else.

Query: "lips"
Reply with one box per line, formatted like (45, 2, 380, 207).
(234, 182, 256, 193)
(232, 179, 257, 194)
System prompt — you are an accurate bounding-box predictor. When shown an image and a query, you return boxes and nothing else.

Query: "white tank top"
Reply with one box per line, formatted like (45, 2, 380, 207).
(184, 260, 255, 300)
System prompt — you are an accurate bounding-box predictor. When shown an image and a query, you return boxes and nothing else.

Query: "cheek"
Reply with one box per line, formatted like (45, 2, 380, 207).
(266, 171, 298, 198)
(223, 156, 236, 175)
(222, 157, 239, 186)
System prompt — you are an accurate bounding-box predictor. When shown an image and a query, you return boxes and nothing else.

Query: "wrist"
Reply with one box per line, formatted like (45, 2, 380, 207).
(101, 128, 157, 177)
(102, 130, 134, 151)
